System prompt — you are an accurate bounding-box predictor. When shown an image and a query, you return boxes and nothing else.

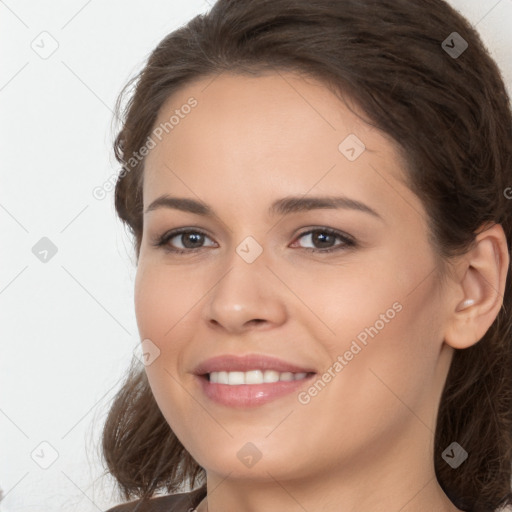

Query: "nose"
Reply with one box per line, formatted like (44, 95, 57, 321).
(201, 253, 287, 334)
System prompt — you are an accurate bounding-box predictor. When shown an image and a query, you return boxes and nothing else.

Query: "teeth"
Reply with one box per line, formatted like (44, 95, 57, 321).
(208, 370, 310, 385)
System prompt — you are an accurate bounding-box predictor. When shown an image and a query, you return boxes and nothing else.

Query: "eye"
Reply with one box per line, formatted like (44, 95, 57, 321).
(291, 227, 356, 253)
(152, 227, 356, 255)
(152, 228, 216, 254)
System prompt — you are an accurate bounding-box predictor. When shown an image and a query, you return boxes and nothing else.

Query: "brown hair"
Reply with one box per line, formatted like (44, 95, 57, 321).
(101, 0, 512, 510)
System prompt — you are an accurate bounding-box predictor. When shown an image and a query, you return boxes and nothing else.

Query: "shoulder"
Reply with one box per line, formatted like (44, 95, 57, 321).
(104, 486, 207, 512)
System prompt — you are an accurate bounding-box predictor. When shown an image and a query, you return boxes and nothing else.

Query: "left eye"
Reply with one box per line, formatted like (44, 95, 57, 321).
(291, 228, 356, 252)
(153, 227, 356, 254)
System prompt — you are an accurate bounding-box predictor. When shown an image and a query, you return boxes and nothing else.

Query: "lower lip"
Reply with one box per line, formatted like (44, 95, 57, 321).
(196, 373, 316, 408)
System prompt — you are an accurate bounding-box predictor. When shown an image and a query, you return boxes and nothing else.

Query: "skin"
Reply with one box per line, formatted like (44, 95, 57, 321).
(134, 71, 509, 512)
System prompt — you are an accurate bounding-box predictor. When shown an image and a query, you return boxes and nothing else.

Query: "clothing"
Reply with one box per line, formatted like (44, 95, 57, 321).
(104, 485, 479, 512)
(104, 486, 207, 512)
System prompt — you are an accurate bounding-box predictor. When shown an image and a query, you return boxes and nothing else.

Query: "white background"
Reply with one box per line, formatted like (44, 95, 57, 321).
(1, 1, 511, 511)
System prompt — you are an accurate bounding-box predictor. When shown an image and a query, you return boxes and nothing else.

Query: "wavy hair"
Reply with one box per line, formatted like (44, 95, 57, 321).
(101, 1, 512, 510)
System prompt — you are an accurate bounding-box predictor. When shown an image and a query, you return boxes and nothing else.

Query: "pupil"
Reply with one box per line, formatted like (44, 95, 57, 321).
(184, 233, 203, 248)
(313, 232, 333, 248)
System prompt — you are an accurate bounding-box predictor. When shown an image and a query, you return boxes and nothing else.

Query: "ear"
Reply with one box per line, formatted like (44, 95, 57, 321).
(444, 222, 510, 349)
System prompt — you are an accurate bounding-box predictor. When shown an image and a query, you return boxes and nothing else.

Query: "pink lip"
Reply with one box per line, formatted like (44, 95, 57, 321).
(192, 354, 316, 375)
(192, 354, 317, 408)
(195, 373, 316, 408)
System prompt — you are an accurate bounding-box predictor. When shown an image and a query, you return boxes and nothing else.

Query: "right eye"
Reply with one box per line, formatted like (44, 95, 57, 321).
(153, 228, 217, 254)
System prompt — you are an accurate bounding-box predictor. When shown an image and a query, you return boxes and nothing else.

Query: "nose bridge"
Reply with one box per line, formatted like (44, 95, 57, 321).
(214, 236, 269, 309)
(202, 236, 286, 331)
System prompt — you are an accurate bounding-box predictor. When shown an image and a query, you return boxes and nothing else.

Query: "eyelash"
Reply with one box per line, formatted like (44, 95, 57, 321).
(152, 227, 356, 255)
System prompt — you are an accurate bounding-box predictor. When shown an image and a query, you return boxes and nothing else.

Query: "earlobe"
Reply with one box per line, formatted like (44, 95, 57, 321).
(443, 223, 509, 350)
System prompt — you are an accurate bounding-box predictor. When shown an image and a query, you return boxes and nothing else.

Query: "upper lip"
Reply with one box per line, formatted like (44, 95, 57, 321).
(193, 354, 317, 375)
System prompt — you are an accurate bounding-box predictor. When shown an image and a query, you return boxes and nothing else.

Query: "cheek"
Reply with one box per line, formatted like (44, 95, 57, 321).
(298, 300, 439, 469)
(133, 267, 192, 441)
(134, 261, 201, 341)
(133, 262, 204, 398)
(314, 247, 442, 403)
(133, 265, 185, 395)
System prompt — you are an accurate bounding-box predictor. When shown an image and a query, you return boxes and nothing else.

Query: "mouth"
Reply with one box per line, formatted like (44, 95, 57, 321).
(196, 370, 317, 408)
(193, 353, 317, 377)
(192, 354, 318, 407)
(201, 370, 316, 385)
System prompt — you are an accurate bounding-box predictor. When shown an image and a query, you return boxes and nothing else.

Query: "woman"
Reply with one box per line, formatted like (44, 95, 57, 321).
(101, 0, 512, 511)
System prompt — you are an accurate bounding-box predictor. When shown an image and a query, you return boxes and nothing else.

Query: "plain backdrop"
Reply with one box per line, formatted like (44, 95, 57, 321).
(1, 1, 511, 511)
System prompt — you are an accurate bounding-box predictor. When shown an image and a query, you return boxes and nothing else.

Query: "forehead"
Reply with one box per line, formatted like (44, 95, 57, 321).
(142, 71, 419, 221)
(149, 70, 381, 157)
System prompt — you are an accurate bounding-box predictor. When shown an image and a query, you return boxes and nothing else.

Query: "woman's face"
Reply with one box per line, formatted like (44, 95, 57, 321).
(135, 71, 455, 490)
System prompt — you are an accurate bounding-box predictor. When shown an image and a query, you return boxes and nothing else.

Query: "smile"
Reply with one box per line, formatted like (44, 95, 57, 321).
(208, 369, 312, 385)
(196, 372, 316, 407)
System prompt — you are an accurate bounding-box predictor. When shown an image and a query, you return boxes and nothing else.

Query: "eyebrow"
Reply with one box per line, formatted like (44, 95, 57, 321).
(144, 194, 383, 220)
